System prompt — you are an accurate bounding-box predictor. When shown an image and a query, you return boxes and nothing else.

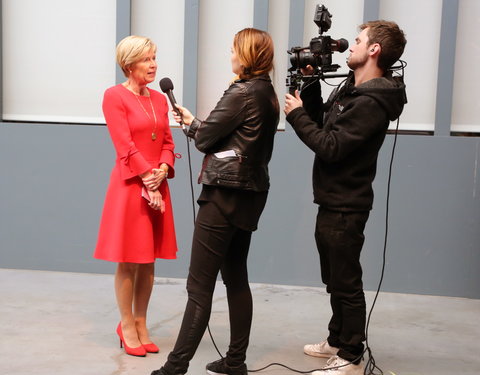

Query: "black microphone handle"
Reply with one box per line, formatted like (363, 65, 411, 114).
(165, 90, 180, 116)
(165, 89, 186, 133)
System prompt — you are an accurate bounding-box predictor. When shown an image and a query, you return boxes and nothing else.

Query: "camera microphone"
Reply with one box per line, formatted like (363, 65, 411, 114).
(333, 38, 349, 53)
(159, 77, 186, 134)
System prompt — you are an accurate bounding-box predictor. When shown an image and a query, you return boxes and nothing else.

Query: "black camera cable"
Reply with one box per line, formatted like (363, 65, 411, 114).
(183, 61, 406, 374)
(180, 130, 364, 375)
(362, 60, 406, 375)
(182, 128, 345, 374)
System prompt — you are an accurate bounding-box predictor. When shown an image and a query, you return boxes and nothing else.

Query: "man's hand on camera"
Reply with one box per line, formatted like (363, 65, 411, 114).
(284, 90, 303, 116)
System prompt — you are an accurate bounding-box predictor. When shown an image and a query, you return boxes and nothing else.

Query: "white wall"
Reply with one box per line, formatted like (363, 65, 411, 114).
(1, 0, 479, 299)
(380, 0, 442, 132)
(131, 0, 186, 124)
(451, 0, 480, 132)
(2, 0, 116, 123)
(196, 0, 254, 120)
(2, 0, 479, 133)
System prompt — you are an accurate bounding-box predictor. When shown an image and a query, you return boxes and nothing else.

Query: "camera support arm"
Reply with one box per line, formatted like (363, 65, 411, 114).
(287, 68, 348, 95)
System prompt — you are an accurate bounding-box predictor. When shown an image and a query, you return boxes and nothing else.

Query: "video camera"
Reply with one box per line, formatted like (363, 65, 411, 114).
(287, 4, 349, 94)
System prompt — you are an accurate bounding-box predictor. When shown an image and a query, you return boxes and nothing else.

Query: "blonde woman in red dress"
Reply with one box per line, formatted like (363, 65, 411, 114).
(94, 35, 178, 357)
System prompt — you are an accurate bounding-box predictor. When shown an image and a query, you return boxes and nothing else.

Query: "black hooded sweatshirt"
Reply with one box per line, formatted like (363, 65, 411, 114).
(286, 72, 407, 211)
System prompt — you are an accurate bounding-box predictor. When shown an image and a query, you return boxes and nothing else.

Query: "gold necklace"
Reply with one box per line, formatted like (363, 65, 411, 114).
(126, 84, 158, 141)
(134, 94, 158, 140)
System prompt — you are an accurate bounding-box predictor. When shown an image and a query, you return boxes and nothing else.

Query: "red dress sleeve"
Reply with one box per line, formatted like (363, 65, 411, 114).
(159, 120, 176, 178)
(102, 87, 152, 180)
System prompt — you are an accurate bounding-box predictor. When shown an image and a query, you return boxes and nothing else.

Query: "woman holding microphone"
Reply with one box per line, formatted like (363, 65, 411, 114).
(151, 28, 279, 375)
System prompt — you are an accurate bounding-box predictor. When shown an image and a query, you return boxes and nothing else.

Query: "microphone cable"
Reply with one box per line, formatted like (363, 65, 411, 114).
(181, 130, 224, 359)
(181, 60, 405, 372)
(180, 127, 326, 373)
(250, 87, 402, 374)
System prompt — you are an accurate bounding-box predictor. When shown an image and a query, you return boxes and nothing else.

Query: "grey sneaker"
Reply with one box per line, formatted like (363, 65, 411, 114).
(312, 355, 363, 375)
(304, 340, 339, 358)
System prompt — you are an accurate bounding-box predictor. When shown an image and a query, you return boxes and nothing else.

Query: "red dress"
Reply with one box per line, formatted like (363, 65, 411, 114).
(94, 84, 178, 263)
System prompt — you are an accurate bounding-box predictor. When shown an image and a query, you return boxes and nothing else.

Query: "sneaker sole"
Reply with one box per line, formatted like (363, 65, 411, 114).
(207, 368, 247, 375)
(303, 348, 338, 358)
(206, 370, 226, 375)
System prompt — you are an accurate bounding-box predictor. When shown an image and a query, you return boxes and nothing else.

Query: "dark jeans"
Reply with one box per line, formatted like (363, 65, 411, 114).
(315, 207, 369, 364)
(163, 201, 253, 375)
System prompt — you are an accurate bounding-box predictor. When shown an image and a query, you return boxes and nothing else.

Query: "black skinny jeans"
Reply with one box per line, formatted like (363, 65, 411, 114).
(163, 201, 253, 375)
(315, 207, 369, 364)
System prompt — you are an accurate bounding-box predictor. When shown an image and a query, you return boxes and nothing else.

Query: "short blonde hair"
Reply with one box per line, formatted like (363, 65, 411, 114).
(116, 35, 157, 77)
(233, 28, 274, 79)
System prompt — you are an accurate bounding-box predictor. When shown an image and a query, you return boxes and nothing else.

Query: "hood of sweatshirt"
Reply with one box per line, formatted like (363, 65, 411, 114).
(343, 72, 407, 122)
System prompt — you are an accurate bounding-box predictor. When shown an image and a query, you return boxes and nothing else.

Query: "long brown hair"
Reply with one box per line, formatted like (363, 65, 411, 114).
(233, 28, 274, 79)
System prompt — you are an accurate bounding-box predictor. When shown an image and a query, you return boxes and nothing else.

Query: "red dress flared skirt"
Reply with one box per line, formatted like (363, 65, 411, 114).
(94, 166, 178, 263)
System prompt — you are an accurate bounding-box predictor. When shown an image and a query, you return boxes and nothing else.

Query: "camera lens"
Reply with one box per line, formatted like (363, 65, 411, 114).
(290, 50, 318, 69)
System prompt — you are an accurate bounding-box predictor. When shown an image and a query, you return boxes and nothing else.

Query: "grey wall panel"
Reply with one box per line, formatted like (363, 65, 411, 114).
(435, 0, 459, 136)
(0, 124, 479, 298)
(367, 134, 480, 297)
(253, 0, 269, 31)
(363, 0, 380, 22)
(183, 0, 199, 114)
(115, 0, 131, 84)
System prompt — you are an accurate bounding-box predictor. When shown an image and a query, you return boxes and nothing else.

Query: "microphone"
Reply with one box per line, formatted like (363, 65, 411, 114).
(332, 38, 349, 53)
(159, 77, 186, 133)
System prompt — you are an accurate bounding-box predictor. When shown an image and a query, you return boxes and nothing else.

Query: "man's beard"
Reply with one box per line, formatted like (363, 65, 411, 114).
(347, 53, 367, 70)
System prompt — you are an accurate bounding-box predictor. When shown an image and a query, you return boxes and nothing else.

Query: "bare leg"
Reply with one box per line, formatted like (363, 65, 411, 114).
(115, 262, 142, 348)
(134, 262, 155, 344)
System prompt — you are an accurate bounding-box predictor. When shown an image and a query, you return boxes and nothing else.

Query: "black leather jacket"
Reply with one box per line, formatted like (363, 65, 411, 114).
(187, 75, 279, 192)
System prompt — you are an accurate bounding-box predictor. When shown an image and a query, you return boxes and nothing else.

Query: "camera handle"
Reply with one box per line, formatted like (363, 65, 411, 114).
(287, 70, 348, 95)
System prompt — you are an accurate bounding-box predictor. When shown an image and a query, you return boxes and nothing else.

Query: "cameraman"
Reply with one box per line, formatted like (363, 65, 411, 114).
(284, 21, 406, 375)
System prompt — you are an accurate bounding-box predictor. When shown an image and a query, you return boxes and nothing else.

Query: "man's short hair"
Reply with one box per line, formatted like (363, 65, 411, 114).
(360, 20, 407, 72)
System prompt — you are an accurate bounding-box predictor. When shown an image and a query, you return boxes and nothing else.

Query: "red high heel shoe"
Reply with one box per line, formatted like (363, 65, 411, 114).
(142, 342, 159, 353)
(116, 323, 146, 357)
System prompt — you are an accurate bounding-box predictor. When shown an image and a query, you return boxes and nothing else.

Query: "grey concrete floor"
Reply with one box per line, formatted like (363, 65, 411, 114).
(0, 268, 479, 375)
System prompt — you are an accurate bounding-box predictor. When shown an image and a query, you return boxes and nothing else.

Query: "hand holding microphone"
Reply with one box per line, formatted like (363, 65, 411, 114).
(172, 104, 194, 126)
